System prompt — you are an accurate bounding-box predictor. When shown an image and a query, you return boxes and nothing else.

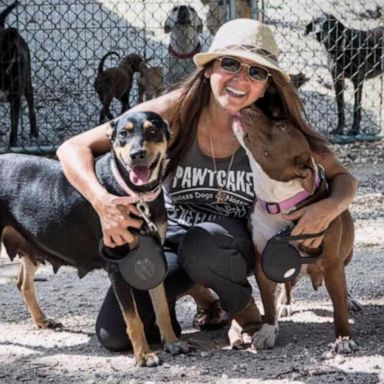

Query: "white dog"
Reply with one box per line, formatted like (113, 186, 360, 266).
(164, 5, 203, 88)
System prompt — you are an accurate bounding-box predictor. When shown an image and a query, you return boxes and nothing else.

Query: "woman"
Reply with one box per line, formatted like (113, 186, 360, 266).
(57, 18, 357, 351)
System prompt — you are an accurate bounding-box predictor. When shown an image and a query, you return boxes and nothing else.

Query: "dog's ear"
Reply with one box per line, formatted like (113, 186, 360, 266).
(106, 119, 117, 142)
(163, 119, 172, 142)
(164, 21, 171, 34)
(295, 155, 316, 193)
(304, 21, 314, 35)
(196, 15, 203, 33)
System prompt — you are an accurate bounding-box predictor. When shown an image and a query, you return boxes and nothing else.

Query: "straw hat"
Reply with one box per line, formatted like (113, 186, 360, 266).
(194, 18, 290, 81)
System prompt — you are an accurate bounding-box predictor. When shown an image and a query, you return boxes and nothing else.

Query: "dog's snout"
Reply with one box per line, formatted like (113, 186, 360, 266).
(130, 147, 146, 161)
(177, 5, 190, 24)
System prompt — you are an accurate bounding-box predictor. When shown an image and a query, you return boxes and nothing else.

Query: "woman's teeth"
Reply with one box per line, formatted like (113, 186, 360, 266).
(226, 86, 246, 97)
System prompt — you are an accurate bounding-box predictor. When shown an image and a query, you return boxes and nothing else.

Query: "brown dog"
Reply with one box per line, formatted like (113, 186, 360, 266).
(94, 52, 148, 123)
(232, 106, 357, 354)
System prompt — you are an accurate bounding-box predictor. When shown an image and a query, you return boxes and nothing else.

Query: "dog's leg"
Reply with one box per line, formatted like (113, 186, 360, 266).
(17, 255, 62, 329)
(252, 256, 279, 350)
(276, 282, 293, 318)
(349, 79, 363, 135)
(99, 97, 114, 124)
(322, 258, 358, 354)
(330, 75, 345, 135)
(25, 75, 38, 138)
(109, 269, 161, 367)
(9, 96, 21, 147)
(120, 92, 130, 115)
(149, 284, 191, 355)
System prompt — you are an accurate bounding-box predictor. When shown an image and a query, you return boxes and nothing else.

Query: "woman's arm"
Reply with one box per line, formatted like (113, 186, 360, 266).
(56, 90, 182, 247)
(284, 150, 358, 249)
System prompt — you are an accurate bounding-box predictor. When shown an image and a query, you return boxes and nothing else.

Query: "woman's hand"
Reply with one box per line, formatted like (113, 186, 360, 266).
(283, 199, 339, 249)
(92, 191, 143, 248)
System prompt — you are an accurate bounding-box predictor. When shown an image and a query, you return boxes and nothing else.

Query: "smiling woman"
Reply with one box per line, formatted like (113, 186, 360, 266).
(56, 18, 357, 354)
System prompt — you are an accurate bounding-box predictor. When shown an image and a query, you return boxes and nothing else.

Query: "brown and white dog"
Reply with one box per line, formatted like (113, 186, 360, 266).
(164, 5, 203, 88)
(232, 106, 357, 354)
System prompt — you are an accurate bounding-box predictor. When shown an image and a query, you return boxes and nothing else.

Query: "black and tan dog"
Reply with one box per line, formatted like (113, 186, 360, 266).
(95, 52, 149, 123)
(0, 111, 190, 367)
(0, 0, 37, 146)
(305, 14, 384, 135)
(232, 106, 357, 354)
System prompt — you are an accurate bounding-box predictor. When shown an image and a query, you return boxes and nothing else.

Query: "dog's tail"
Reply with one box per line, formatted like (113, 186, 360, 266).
(0, 0, 19, 28)
(97, 51, 120, 76)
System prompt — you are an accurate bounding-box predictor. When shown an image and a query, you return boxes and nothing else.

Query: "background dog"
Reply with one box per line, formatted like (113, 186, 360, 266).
(94, 52, 148, 123)
(305, 14, 384, 135)
(138, 66, 164, 102)
(0, 0, 37, 146)
(232, 106, 357, 354)
(164, 5, 203, 88)
(0, 111, 190, 367)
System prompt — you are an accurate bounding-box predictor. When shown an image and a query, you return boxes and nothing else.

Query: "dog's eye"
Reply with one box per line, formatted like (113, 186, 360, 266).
(118, 130, 130, 140)
(147, 128, 158, 136)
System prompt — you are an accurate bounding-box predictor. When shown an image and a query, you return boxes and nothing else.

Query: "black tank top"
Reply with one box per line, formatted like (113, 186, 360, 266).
(163, 136, 255, 235)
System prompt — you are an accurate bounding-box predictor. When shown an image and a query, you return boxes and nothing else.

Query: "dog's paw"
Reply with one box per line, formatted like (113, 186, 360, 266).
(35, 318, 63, 329)
(277, 304, 293, 318)
(252, 323, 278, 350)
(163, 340, 192, 355)
(135, 352, 162, 367)
(331, 336, 359, 354)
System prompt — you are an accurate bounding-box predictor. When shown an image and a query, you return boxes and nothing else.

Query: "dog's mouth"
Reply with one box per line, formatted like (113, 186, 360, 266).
(129, 154, 161, 186)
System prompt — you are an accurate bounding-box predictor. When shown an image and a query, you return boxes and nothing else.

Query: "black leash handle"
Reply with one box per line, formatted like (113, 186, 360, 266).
(275, 229, 326, 243)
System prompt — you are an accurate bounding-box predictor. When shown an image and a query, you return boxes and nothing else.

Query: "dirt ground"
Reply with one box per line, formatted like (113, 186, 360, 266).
(0, 141, 383, 384)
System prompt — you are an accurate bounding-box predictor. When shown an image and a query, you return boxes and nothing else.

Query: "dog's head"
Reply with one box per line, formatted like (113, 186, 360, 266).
(106, 111, 171, 190)
(164, 5, 203, 34)
(233, 106, 317, 193)
(304, 14, 346, 51)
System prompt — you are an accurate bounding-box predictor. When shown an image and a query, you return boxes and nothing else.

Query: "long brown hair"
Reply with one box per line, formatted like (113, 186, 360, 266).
(166, 69, 209, 176)
(166, 64, 330, 176)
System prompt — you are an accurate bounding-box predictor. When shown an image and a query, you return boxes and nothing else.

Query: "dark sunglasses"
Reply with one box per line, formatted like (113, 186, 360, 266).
(216, 56, 270, 81)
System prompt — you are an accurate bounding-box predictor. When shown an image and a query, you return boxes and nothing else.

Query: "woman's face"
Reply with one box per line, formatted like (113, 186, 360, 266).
(207, 57, 269, 114)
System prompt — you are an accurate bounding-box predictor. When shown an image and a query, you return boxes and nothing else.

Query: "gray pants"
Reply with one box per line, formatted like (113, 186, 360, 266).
(96, 217, 254, 351)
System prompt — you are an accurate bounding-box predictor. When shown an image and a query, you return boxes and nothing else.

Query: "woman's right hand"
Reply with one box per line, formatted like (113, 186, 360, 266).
(92, 191, 143, 248)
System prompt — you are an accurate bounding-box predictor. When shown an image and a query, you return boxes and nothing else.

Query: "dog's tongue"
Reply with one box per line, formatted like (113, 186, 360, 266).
(130, 166, 150, 186)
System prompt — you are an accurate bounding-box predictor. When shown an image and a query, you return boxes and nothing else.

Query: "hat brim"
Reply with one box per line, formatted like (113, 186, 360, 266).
(193, 50, 290, 82)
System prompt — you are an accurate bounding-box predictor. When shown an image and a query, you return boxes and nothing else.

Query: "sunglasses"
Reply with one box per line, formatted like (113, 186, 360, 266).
(216, 56, 270, 81)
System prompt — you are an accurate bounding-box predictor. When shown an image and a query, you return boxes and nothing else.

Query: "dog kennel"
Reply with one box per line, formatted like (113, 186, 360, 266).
(0, 0, 383, 153)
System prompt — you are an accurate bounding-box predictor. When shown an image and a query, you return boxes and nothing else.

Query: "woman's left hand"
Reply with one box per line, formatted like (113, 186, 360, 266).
(283, 199, 339, 249)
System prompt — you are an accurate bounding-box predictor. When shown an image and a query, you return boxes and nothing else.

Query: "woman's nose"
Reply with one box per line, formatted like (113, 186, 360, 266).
(233, 67, 249, 81)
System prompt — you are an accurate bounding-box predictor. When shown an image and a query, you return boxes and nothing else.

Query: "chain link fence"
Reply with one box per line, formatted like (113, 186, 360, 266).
(0, 0, 383, 153)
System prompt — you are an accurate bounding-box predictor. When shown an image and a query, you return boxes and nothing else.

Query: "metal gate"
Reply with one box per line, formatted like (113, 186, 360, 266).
(0, 0, 382, 153)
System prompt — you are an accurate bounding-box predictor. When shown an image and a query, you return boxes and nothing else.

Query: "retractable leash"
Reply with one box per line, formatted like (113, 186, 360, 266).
(261, 226, 326, 283)
(99, 200, 167, 291)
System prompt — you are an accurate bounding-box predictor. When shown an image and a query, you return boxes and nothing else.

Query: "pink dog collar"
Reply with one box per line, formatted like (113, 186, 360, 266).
(256, 171, 322, 214)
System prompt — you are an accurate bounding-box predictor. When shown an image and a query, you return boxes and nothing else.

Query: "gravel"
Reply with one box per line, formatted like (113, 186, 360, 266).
(0, 140, 383, 384)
